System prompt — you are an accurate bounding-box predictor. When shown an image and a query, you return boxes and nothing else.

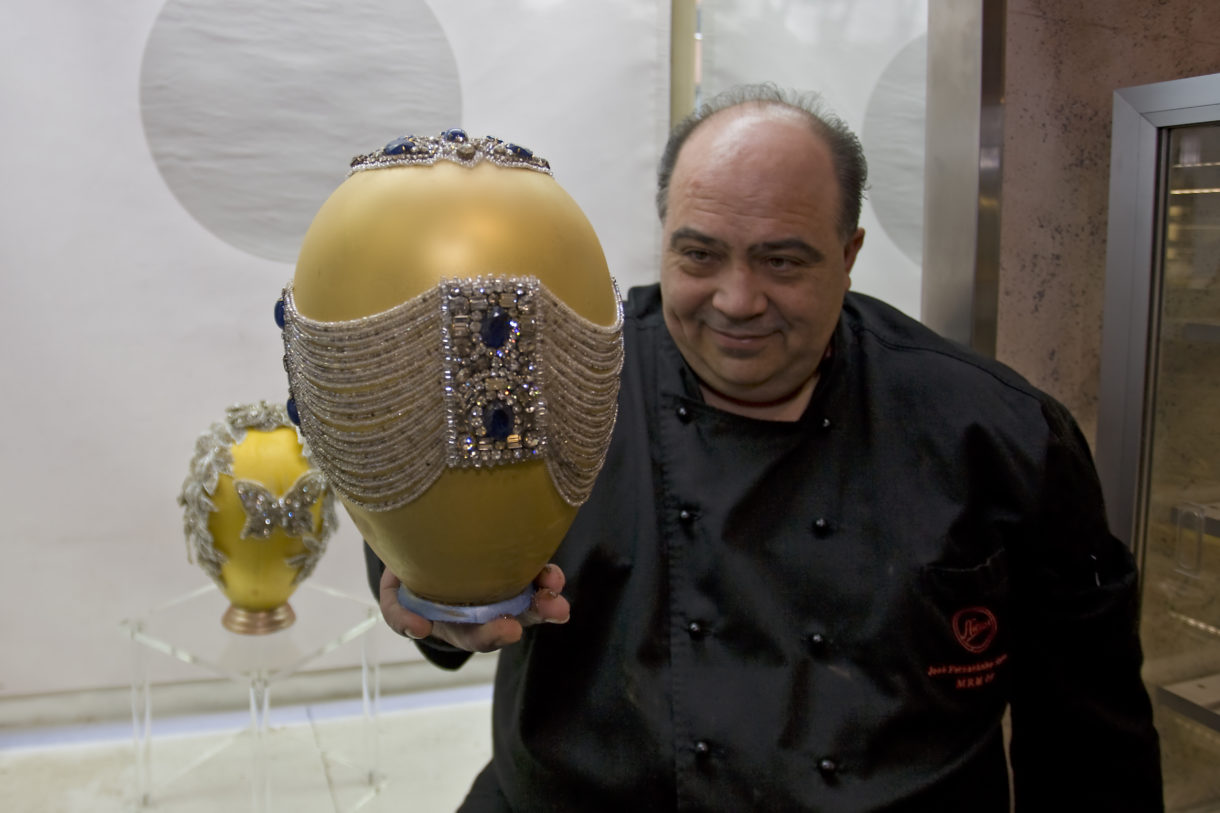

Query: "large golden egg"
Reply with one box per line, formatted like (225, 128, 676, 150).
(285, 134, 620, 616)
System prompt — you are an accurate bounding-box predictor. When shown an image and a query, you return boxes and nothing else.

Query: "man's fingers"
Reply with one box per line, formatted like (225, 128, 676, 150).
(379, 563, 567, 650)
(396, 612, 432, 640)
(518, 586, 570, 627)
(378, 568, 432, 640)
(536, 588, 570, 622)
(536, 563, 566, 593)
(512, 564, 570, 627)
(433, 616, 524, 652)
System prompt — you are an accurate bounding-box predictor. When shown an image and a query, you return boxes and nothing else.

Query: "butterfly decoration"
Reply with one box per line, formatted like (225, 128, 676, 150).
(233, 470, 328, 540)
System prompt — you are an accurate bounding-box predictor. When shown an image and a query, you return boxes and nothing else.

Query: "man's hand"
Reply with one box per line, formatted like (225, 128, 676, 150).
(379, 564, 570, 653)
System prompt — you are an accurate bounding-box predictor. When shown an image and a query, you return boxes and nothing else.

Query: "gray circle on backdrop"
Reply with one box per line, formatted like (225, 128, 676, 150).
(860, 33, 927, 266)
(140, 0, 462, 263)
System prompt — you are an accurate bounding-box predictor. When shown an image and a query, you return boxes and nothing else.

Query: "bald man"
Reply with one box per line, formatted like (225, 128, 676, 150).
(377, 84, 1162, 812)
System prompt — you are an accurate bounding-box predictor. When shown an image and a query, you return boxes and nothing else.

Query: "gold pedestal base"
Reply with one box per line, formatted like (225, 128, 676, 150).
(221, 602, 296, 635)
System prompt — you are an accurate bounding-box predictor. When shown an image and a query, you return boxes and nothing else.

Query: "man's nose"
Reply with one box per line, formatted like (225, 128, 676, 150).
(711, 264, 767, 320)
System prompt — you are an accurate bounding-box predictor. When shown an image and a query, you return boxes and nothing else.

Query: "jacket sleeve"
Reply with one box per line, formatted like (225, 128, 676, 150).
(1006, 397, 1163, 811)
(362, 540, 474, 671)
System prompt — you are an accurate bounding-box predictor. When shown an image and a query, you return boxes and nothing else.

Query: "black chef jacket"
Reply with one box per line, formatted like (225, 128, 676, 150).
(369, 284, 1162, 812)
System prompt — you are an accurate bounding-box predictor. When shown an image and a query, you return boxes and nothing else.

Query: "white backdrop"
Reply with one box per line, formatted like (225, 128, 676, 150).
(0, 0, 929, 703)
(0, 0, 668, 699)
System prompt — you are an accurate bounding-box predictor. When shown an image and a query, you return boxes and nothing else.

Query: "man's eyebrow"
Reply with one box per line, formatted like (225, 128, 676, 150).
(669, 227, 728, 251)
(748, 238, 825, 263)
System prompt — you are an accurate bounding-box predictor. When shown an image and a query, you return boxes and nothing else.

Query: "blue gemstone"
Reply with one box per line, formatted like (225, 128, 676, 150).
(384, 137, 414, 155)
(480, 307, 511, 348)
(505, 143, 533, 159)
(274, 298, 286, 329)
(442, 128, 467, 142)
(483, 402, 514, 442)
(286, 397, 300, 426)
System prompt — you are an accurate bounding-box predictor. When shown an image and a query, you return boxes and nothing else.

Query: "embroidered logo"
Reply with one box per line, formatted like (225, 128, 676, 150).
(952, 607, 997, 654)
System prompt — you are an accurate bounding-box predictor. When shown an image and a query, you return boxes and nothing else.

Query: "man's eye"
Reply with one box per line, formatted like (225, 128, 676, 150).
(766, 256, 801, 272)
(683, 248, 712, 263)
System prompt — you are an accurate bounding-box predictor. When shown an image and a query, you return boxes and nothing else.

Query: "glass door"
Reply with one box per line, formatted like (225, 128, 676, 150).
(1099, 73, 1220, 811)
(1139, 122, 1220, 811)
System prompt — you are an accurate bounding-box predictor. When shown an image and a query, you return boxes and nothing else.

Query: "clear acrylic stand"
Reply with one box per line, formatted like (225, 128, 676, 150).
(120, 583, 381, 812)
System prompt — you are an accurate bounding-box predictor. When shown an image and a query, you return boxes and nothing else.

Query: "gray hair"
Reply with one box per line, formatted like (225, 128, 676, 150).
(656, 83, 868, 241)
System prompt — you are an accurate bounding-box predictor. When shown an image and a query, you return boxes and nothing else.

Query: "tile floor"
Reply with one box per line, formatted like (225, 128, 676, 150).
(0, 685, 493, 813)
(10, 683, 1220, 811)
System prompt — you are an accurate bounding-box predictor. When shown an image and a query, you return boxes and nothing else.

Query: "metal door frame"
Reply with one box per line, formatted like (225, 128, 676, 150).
(1096, 72, 1220, 550)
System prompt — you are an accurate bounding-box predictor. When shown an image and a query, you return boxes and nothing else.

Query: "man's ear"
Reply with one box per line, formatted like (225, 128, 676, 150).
(843, 228, 865, 287)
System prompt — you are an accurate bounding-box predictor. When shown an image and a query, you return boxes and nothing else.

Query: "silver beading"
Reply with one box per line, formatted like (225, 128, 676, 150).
(280, 276, 623, 512)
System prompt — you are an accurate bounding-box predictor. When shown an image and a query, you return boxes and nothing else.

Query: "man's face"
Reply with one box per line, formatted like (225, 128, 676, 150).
(660, 107, 864, 411)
